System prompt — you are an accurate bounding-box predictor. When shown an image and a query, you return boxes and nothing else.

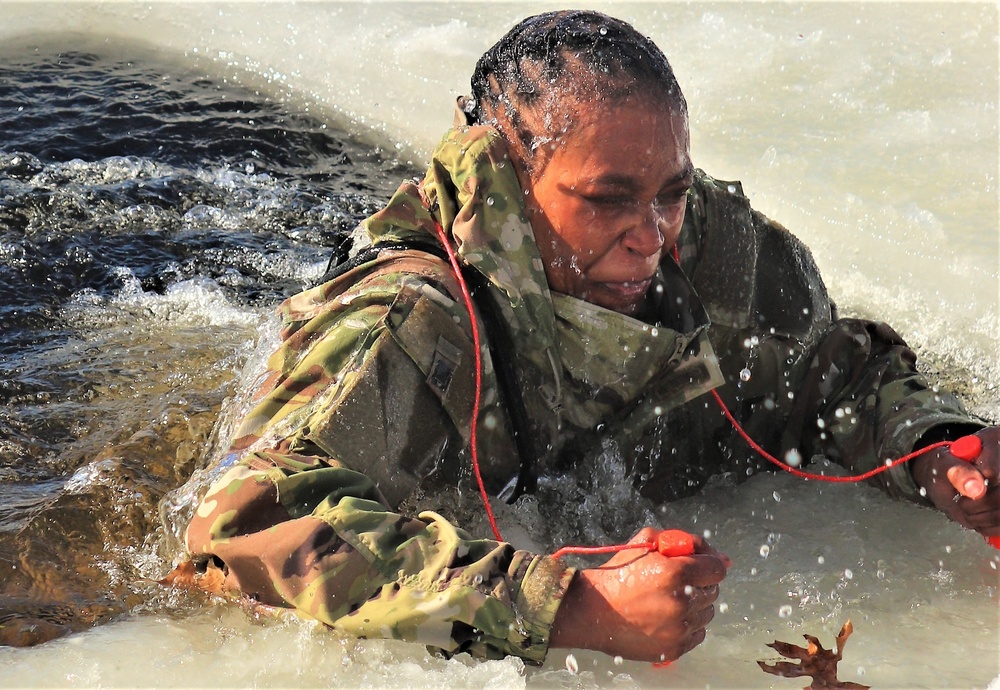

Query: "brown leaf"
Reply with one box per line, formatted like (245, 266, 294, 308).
(758, 620, 869, 689)
(156, 558, 227, 595)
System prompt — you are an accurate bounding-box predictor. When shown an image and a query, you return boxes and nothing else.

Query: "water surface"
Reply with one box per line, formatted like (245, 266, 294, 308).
(0, 3, 997, 688)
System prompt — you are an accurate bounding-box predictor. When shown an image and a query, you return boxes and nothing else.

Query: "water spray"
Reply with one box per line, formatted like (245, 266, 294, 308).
(428, 220, 998, 556)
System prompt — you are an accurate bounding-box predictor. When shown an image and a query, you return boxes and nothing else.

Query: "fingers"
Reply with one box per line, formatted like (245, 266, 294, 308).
(946, 462, 987, 500)
(690, 533, 732, 568)
(685, 601, 716, 632)
(689, 582, 720, 608)
(915, 434, 1000, 536)
(680, 554, 729, 588)
(952, 491, 1000, 531)
(674, 627, 708, 660)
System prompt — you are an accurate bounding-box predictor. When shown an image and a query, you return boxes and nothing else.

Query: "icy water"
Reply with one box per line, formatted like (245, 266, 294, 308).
(0, 2, 998, 689)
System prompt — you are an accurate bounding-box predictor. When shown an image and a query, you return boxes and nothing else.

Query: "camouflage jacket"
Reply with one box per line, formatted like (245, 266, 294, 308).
(185, 125, 983, 663)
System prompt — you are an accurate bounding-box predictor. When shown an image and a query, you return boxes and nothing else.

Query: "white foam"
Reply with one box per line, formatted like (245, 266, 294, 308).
(67, 273, 259, 331)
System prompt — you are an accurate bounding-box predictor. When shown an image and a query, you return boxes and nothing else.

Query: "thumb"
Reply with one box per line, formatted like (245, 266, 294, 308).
(945, 460, 987, 500)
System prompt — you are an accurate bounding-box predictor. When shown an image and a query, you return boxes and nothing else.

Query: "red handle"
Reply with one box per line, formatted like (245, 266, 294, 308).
(948, 435, 1000, 549)
(657, 530, 696, 557)
(949, 435, 983, 462)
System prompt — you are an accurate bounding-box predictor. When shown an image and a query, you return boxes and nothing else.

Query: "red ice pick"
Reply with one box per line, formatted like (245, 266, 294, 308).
(949, 435, 1000, 549)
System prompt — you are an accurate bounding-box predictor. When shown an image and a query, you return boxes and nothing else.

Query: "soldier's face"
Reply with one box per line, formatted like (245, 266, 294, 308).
(516, 100, 692, 316)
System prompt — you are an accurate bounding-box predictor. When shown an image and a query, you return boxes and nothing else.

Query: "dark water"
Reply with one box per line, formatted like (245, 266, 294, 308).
(0, 39, 414, 645)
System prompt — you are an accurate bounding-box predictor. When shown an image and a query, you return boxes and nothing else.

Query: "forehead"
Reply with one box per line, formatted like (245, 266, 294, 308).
(543, 99, 691, 186)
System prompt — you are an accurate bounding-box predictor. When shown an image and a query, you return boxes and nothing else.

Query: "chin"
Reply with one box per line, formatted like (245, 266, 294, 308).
(591, 294, 643, 316)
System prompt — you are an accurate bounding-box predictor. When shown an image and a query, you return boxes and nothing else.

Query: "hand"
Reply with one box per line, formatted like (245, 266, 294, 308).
(910, 427, 1000, 539)
(549, 528, 730, 663)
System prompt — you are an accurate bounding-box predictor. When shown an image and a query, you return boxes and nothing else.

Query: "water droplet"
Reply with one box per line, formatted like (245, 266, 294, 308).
(772, 491, 781, 502)
(719, 602, 729, 613)
(739, 367, 752, 382)
(486, 196, 495, 206)
(817, 556, 825, 565)
(784, 449, 802, 467)
(703, 529, 713, 539)
(759, 545, 770, 558)
(844, 568, 854, 580)
(779, 604, 793, 618)
(750, 335, 760, 346)
(599, 26, 608, 35)
(613, 656, 624, 666)
(565, 654, 579, 674)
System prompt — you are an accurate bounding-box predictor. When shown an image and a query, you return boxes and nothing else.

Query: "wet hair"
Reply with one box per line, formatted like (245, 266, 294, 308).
(469, 10, 687, 170)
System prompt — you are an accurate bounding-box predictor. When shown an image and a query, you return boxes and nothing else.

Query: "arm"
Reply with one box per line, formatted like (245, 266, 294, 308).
(783, 318, 999, 538)
(685, 173, 991, 512)
(550, 529, 729, 663)
(185, 261, 573, 662)
(186, 450, 573, 661)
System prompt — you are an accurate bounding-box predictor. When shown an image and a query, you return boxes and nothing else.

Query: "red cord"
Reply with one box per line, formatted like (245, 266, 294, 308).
(432, 234, 981, 554)
(429, 221, 504, 542)
(709, 389, 952, 482)
(678, 241, 954, 485)
(551, 541, 657, 560)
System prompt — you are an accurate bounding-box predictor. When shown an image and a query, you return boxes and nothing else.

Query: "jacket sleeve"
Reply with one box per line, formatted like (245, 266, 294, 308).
(184, 260, 574, 663)
(740, 311, 985, 501)
(685, 173, 986, 502)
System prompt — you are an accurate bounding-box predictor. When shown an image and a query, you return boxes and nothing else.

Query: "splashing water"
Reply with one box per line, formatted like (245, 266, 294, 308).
(0, 3, 997, 689)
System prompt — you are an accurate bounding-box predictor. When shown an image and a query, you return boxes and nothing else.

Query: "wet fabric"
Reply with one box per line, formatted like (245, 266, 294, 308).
(185, 125, 984, 663)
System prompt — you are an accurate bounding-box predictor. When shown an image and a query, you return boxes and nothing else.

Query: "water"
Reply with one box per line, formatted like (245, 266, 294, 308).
(1, 3, 997, 688)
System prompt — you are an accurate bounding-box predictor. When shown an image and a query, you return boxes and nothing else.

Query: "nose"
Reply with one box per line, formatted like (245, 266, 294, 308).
(622, 207, 665, 258)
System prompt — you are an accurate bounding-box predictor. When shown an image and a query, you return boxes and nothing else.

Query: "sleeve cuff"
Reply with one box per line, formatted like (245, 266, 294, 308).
(882, 413, 987, 503)
(507, 554, 576, 664)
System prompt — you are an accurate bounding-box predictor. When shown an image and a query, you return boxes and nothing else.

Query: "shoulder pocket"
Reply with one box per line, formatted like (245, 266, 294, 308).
(388, 293, 477, 439)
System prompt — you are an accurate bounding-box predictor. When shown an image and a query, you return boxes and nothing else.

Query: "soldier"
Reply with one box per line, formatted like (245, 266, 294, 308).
(184, 10, 998, 665)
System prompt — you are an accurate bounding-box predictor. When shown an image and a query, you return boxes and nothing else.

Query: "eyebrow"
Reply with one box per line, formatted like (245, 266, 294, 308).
(586, 162, 695, 192)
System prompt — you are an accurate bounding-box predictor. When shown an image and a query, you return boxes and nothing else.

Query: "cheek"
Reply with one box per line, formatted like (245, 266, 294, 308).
(659, 204, 687, 242)
(541, 199, 600, 255)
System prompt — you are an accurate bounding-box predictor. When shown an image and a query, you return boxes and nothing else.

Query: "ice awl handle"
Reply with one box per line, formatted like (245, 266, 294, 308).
(656, 530, 696, 557)
(949, 435, 1000, 549)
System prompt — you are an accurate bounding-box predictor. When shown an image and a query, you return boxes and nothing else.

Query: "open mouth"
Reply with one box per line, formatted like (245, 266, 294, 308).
(600, 278, 652, 300)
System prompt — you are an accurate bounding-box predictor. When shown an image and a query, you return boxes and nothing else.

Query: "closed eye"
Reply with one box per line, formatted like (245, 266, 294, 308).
(583, 194, 635, 208)
(655, 191, 688, 207)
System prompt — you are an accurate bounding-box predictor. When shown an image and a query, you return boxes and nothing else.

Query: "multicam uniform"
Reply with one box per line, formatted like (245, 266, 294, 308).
(185, 124, 983, 662)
